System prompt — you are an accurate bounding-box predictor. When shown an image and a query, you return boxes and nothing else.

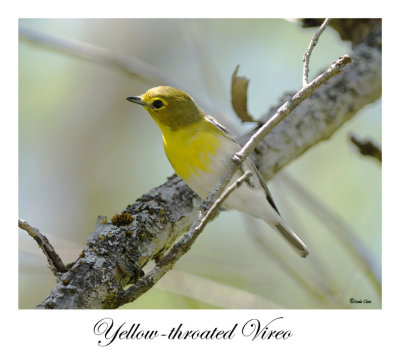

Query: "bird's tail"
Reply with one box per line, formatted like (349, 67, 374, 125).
(273, 220, 310, 258)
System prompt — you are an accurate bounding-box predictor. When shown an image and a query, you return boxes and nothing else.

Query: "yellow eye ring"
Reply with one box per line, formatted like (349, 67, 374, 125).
(152, 99, 167, 109)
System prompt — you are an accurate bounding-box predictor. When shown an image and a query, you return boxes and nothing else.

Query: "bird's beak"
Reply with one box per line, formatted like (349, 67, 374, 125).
(126, 96, 146, 106)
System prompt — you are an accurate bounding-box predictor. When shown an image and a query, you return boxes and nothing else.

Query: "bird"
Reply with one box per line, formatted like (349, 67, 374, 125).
(127, 86, 309, 257)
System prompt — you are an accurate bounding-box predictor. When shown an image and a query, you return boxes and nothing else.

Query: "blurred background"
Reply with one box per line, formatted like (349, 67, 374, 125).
(19, 19, 381, 309)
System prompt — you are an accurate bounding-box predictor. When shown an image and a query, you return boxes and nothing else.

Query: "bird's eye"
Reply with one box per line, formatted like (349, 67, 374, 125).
(152, 100, 164, 109)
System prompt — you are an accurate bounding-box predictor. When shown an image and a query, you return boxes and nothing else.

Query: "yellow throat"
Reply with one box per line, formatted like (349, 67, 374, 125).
(128, 86, 223, 180)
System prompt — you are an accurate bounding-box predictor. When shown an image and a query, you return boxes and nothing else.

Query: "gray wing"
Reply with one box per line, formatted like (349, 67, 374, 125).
(204, 115, 238, 144)
(205, 115, 280, 215)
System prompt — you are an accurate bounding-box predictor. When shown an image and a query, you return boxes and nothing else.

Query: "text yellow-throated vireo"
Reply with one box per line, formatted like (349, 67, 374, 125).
(127, 86, 309, 257)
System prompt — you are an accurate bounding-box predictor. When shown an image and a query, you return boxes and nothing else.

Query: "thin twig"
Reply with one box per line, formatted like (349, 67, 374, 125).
(303, 18, 330, 87)
(119, 171, 253, 305)
(18, 219, 67, 275)
(350, 134, 382, 162)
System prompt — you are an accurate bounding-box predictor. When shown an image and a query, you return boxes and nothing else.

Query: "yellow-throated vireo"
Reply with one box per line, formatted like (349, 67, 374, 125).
(127, 86, 309, 257)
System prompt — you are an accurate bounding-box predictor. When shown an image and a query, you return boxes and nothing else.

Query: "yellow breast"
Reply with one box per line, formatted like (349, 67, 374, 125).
(159, 121, 222, 181)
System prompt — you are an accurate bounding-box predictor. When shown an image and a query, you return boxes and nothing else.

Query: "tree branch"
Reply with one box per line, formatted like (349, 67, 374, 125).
(29, 21, 380, 309)
(243, 26, 381, 182)
(18, 219, 67, 275)
(303, 18, 330, 87)
(117, 171, 253, 307)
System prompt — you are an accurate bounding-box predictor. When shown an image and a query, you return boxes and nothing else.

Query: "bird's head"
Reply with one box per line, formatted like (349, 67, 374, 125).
(127, 86, 204, 130)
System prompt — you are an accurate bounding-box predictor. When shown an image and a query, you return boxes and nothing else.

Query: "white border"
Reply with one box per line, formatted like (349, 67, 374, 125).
(4, 1, 398, 362)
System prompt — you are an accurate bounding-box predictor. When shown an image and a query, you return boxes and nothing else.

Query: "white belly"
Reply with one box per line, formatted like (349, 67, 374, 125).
(184, 139, 279, 224)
